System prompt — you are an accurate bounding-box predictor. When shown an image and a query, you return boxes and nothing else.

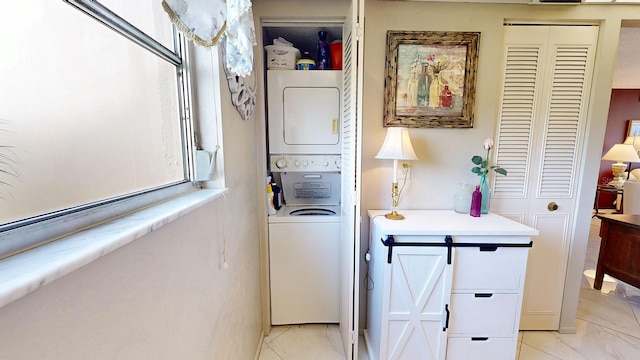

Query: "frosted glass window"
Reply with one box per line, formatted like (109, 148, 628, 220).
(0, 0, 188, 225)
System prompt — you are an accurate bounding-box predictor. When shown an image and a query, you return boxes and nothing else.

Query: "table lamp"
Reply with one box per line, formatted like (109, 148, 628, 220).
(375, 127, 418, 220)
(602, 143, 640, 187)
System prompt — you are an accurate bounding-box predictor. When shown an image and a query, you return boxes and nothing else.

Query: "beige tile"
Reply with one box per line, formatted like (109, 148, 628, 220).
(623, 283, 640, 325)
(622, 282, 640, 301)
(576, 286, 640, 338)
(269, 324, 345, 360)
(264, 325, 293, 344)
(258, 343, 282, 360)
(522, 318, 640, 360)
(518, 343, 561, 360)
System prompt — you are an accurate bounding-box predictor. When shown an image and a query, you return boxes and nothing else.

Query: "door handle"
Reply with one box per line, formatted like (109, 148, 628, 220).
(548, 202, 559, 211)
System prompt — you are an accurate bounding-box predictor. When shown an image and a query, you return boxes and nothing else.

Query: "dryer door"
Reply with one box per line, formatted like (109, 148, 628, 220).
(283, 86, 339, 147)
(267, 70, 342, 154)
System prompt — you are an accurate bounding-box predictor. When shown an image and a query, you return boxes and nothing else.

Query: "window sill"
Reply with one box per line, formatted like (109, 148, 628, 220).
(0, 188, 227, 309)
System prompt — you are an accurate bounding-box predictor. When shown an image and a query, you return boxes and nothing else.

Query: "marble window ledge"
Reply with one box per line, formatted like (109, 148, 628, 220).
(0, 188, 227, 309)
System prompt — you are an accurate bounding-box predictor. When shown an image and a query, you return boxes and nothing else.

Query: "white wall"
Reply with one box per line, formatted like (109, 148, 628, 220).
(360, 0, 638, 331)
(613, 27, 640, 88)
(0, 46, 264, 359)
(361, 0, 631, 214)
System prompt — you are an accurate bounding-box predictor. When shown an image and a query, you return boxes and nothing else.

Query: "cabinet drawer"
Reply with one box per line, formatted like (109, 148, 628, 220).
(446, 337, 515, 360)
(452, 247, 527, 291)
(448, 293, 519, 335)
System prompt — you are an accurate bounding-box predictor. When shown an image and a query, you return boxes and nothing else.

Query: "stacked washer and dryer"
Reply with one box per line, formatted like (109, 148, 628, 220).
(267, 70, 342, 325)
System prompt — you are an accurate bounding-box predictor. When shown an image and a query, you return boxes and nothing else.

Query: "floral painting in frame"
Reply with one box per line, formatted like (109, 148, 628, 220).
(383, 31, 480, 128)
(627, 120, 640, 137)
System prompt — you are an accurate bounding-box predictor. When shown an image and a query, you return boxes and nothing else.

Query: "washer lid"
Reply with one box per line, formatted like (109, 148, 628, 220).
(289, 207, 337, 216)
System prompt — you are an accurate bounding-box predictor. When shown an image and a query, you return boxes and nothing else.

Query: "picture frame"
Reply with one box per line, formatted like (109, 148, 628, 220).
(383, 31, 480, 128)
(627, 120, 640, 137)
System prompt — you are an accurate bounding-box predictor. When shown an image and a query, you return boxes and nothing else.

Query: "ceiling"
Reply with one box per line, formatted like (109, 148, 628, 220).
(388, 0, 640, 4)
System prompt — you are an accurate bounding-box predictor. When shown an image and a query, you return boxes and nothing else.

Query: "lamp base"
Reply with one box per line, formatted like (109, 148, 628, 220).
(612, 162, 627, 179)
(610, 162, 629, 188)
(384, 210, 405, 220)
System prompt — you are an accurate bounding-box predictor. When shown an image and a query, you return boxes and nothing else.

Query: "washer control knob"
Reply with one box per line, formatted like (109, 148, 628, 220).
(323, 161, 329, 166)
(275, 158, 287, 169)
(303, 160, 309, 166)
(295, 160, 301, 167)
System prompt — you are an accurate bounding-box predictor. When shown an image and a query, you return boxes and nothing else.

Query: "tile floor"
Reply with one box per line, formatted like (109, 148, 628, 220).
(258, 213, 640, 359)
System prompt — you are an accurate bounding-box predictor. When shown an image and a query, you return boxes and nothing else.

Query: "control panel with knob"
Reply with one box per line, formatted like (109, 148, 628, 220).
(270, 155, 342, 172)
(274, 157, 288, 169)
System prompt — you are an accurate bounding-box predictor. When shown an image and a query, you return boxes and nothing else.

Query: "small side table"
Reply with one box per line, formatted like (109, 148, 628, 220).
(593, 184, 624, 217)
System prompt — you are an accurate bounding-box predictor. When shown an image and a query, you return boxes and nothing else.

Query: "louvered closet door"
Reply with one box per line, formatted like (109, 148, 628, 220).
(339, 0, 364, 358)
(491, 25, 598, 330)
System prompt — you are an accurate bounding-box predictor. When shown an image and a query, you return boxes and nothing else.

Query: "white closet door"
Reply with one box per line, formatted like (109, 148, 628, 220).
(340, 0, 364, 358)
(491, 25, 598, 330)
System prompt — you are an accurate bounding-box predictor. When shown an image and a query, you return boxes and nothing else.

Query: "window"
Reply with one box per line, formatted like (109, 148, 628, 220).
(0, 0, 198, 258)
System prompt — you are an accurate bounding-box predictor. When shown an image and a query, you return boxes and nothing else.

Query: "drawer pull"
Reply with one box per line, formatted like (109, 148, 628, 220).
(474, 293, 493, 298)
(479, 245, 498, 251)
(471, 337, 489, 341)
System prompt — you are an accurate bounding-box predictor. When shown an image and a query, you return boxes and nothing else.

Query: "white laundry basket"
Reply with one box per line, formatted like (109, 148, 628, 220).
(265, 45, 301, 70)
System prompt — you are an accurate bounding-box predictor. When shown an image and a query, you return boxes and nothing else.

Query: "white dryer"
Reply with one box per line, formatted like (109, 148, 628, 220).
(267, 70, 342, 155)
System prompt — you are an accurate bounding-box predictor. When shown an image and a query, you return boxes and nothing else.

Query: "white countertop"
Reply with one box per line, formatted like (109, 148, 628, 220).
(368, 210, 539, 237)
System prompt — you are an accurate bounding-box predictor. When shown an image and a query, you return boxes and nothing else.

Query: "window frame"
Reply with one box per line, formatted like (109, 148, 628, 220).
(0, 0, 199, 259)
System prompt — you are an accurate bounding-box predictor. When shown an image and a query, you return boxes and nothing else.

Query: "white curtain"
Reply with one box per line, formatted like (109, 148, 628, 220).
(162, 0, 256, 77)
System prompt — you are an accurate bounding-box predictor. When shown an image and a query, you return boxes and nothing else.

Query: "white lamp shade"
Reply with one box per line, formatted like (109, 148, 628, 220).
(602, 143, 640, 162)
(375, 127, 418, 160)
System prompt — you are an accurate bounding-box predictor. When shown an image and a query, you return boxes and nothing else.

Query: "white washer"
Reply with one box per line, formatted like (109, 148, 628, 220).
(268, 205, 340, 325)
(268, 155, 341, 325)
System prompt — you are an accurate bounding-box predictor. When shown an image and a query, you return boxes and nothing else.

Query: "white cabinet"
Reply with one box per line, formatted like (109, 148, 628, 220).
(447, 245, 529, 360)
(365, 210, 538, 360)
(366, 235, 452, 360)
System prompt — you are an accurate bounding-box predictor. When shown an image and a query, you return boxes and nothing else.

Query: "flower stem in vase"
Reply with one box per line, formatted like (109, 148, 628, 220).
(480, 174, 491, 214)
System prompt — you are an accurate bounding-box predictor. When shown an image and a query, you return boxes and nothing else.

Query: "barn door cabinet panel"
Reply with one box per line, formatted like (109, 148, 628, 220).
(365, 210, 538, 360)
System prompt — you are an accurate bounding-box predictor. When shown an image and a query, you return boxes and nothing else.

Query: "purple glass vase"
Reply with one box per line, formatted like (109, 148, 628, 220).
(470, 185, 482, 217)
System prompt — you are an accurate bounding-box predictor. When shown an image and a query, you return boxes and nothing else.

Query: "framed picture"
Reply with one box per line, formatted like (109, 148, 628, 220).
(383, 31, 480, 128)
(627, 120, 640, 137)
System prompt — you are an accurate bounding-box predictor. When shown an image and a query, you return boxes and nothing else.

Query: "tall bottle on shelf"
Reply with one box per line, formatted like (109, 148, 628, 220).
(317, 30, 330, 70)
(470, 185, 482, 217)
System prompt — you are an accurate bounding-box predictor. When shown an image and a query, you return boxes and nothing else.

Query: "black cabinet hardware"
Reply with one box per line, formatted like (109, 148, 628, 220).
(471, 337, 489, 341)
(474, 293, 493, 298)
(443, 304, 450, 331)
(381, 235, 533, 264)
